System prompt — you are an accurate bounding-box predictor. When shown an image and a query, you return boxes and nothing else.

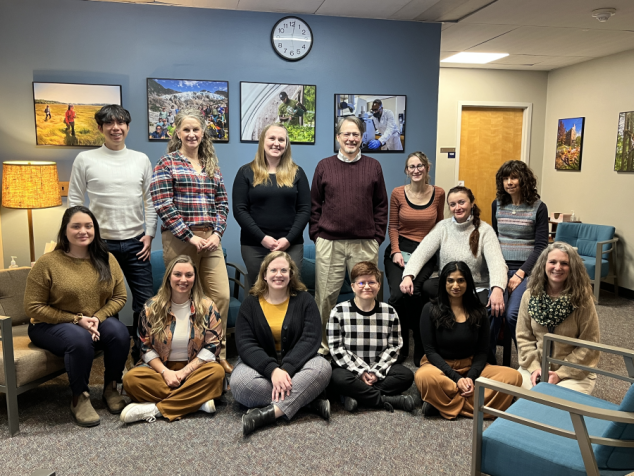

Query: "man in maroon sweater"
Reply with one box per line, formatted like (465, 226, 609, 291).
(310, 116, 388, 354)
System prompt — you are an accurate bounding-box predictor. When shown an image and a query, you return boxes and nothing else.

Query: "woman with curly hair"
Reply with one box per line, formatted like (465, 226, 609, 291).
(414, 262, 522, 419)
(233, 123, 310, 287)
(231, 251, 331, 436)
(516, 242, 600, 394)
(400, 186, 508, 347)
(121, 255, 225, 423)
(150, 109, 232, 374)
(490, 160, 549, 360)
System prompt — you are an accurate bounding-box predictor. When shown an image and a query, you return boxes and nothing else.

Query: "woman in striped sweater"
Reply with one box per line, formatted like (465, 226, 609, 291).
(384, 152, 445, 365)
(490, 160, 548, 358)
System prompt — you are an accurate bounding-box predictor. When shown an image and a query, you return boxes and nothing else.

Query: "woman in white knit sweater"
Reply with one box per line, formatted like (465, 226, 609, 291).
(400, 186, 508, 343)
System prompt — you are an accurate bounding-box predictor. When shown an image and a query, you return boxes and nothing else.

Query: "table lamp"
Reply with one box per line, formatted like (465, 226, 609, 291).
(2, 161, 62, 264)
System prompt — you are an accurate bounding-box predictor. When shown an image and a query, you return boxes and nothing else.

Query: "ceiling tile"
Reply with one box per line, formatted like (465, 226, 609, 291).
(315, 0, 411, 19)
(236, 0, 323, 14)
(389, 0, 443, 20)
(413, 0, 490, 21)
(462, 0, 634, 31)
(440, 23, 517, 51)
(155, 0, 239, 7)
(467, 26, 634, 57)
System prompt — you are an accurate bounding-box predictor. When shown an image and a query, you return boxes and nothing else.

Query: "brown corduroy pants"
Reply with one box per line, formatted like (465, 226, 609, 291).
(123, 361, 225, 421)
(414, 356, 522, 420)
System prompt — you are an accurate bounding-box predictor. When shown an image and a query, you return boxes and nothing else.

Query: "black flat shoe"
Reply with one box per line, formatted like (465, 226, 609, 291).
(422, 401, 440, 417)
(309, 398, 330, 420)
(343, 396, 358, 413)
(381, 394, 415, 413)
(242, 405, 277, 436)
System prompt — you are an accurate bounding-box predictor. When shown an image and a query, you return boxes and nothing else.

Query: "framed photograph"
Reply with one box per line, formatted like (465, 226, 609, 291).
(240, 82, 316, 144)
(334, 94, 406, 153)
(615, 111, 634, 172)
(147, 78, 229, 142)
(32, 82, 122, 147)
(555, 117, 585, 171)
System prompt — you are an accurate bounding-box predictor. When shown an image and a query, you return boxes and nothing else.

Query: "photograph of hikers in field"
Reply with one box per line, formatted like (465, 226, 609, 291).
(147, 79, 229, 142)
(555, 117, 585, 171)
(240, 82, 315, 144)
(33, 82, 122, 146)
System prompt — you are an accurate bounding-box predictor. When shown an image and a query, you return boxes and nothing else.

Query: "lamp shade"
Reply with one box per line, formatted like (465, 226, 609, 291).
(2, 161, 62, 209)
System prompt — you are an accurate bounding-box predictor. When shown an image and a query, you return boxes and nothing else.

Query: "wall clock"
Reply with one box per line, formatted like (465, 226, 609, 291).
(271, 16, 313, 62)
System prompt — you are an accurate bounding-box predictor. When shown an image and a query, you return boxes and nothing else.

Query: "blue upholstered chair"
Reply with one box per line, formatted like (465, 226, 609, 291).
(554, 223, 619, 303)
(472, 334, 634, 476)
(149, 249, 245, 335)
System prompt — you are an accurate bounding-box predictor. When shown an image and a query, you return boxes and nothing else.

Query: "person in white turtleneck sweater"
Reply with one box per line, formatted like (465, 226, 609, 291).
(69, 105, 157, 363)
(400, 186, 508, 364)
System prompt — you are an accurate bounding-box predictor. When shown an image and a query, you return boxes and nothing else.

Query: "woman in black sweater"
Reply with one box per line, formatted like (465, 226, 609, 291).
(232, 123, 310, 287)
(414, 261, 521, 419)
(231, 251, 331, 436)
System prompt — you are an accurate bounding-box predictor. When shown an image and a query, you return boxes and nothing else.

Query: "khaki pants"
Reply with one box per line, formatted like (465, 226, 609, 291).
(315, 237, 379, 354)
(162, 230, 230, 359)
(123, 361, 225, 421)
(414, 356, 523, 419)
(518, 366, 596, 395)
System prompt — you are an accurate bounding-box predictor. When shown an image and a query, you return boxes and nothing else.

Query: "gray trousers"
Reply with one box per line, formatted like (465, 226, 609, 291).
(241, 244, 304, 289)
(230, 356, 332, 419)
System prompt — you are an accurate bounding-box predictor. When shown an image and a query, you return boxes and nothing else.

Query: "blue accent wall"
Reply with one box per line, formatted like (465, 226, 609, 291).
(0, 0, 440, 286)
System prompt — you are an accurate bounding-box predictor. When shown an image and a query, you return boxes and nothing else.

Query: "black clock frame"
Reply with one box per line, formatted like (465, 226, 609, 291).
(271, 16, 313, 62)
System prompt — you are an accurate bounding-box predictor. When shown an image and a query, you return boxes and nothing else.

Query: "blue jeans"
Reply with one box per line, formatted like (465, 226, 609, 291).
(489, 269, 527, 357)
(28, 318, 130, 395)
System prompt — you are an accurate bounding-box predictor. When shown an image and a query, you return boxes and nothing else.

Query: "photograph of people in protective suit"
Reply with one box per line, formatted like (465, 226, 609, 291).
(240, 82, 316, 144)
(334, 94, 406, 153)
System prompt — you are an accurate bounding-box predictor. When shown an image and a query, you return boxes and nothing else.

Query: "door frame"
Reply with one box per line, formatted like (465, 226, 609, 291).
(454, 101, 533, 185)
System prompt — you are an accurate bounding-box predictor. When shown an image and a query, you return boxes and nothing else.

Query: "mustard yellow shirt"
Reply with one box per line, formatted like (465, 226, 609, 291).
(259, 296, 290, 351)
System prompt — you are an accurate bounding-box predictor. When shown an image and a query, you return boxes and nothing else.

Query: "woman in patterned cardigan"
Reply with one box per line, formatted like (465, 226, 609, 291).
(120, 255, 225, 423)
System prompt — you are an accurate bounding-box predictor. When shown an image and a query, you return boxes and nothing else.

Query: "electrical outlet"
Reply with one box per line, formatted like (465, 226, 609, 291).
(59, 182, 69, 197)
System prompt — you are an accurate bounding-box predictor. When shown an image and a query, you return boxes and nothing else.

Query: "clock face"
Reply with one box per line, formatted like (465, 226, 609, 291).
(271, 16, 313, 62)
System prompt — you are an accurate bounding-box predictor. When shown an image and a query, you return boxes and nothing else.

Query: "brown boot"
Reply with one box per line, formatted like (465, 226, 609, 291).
(70, 392, 100, 427)
(218, 359, 234, 374)
(103, 385, 126, 414)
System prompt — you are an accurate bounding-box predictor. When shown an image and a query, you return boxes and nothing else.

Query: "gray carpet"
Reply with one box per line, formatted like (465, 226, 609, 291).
(1, 292, 632, 476)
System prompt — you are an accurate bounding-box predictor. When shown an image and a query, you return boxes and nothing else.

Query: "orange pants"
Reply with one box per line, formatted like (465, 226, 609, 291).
(414, 356, 522, 419)
(123, 361, 225, 421)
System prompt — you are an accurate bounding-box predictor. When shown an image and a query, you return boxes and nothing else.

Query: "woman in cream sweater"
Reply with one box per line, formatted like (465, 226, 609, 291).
(516, 242, 600, 394)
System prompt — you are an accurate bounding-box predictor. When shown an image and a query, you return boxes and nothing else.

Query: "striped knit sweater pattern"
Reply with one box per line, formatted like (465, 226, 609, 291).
(496, 200, 542, 263)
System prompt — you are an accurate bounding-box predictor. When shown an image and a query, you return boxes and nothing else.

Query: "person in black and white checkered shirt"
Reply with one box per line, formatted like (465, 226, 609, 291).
(327, 261, 415, 413)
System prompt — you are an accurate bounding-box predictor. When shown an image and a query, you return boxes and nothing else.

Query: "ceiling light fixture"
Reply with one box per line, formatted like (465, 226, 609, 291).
(441, 52, 509, 64)
(592, 8, 616, 22)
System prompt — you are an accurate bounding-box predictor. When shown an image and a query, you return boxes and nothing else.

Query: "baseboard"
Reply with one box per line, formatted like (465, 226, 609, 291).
(600, 282, 634, 300)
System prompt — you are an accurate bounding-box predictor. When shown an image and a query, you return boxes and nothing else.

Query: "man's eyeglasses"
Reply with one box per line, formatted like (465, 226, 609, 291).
(339, 132, 361, 139)
(407, 164, 425, 171)
(355, 281, 379, 288)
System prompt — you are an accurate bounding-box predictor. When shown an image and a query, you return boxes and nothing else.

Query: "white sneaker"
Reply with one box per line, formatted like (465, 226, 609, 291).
(120, 403, 159, 423)
(199, 399, 216, 414)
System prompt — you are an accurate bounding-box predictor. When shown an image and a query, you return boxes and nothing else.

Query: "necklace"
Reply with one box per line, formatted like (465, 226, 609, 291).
(66, 250, 89, 259)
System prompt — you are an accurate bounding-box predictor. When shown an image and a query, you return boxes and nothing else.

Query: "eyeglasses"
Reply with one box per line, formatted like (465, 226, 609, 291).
(355, 281, 379, 288)
(407, 164, 425, 171)
(339, 132, 361, 139)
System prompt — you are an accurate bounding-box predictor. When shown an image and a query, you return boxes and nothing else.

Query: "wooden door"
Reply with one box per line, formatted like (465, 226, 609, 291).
(459, 107, 524, 225)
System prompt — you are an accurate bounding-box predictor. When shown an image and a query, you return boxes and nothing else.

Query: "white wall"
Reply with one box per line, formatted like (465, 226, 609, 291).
(435, 68, 549, 195)
(541, 49, 634, 291)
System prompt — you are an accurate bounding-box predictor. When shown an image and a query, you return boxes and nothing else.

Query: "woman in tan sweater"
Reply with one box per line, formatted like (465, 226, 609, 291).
(516, 242, 600, 394)
(24, 206, 130, 427)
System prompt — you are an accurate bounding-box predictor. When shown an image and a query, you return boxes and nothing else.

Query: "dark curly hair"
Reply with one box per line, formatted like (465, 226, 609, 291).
(430, 261, 485, 330)
(495, 160, 540, 206)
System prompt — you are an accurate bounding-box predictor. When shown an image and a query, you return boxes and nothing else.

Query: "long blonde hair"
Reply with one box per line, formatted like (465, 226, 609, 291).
(251, 123, 298, 187)
(527, 242, 595, 307)
(146, 255, 211, 340)
(250, 251, 307, 298)
(168, 109, 219, 177)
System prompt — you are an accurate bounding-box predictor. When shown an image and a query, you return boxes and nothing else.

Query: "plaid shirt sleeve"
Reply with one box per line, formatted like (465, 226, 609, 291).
(369, 305, 402, 379)
(327, 305, 371, 376)
(212, 169, 229, 237)
(150, 155, 193, 241)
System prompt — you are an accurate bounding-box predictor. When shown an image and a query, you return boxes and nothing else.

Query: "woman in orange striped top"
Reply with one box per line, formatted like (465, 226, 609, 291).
(383, 152, 445, 365)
